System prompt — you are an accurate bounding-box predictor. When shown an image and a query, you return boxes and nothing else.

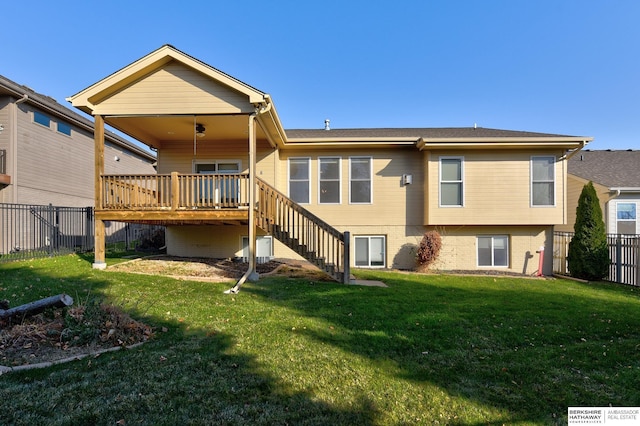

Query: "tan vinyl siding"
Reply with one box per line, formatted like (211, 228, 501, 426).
(426, 150, 567, 225)
(94, 61, 254, 115)
(556, 175, 611, 232)
(158, 139, 275, 176)
(277, 147, 424, 228)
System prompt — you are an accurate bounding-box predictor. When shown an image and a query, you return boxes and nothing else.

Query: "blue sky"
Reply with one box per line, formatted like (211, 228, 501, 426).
(2, 1, 639, 149)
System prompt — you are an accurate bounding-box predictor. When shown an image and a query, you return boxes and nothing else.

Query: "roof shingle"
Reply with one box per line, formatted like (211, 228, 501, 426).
(285, 127, 577, 139)
(568, 149, 640, 188)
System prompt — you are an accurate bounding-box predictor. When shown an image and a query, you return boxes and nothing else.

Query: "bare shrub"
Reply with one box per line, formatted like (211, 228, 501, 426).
(416, 230, 442, 271)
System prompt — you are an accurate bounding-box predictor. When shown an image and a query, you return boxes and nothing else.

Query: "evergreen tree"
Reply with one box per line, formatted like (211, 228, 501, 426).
(567, 181, 610, 280)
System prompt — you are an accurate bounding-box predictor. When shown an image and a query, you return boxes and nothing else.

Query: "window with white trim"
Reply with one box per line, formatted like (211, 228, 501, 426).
(531, 156, 555, 206)
(289, 158, 310, 204)
(616, 202, 637, 234)
(193, 160, 241, 204)
(440, 157, 463, 206)
(355, 235, 385, 267)
(319, 157, 341, 204)
(349, 157, 372, 204)
(477, 235, 509, 267)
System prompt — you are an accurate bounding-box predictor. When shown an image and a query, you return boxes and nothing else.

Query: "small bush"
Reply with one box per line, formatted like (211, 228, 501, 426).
(416, 230, 442, 271)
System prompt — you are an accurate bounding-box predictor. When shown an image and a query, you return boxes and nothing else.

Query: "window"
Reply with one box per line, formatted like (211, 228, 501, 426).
(477, 235, 509, 267)
(531, 156, 555, 206)
(289, 158, 310, 204)
(193, 160, 241, 204)
(319, 157, 341, 204)
(33, 111, 51, 128)
(440, 157, 463, 206)
(616, 202, 637, 234)
(350, 157, 372, 204)
(355, 236, 386, 267)
(57, 121, 72, 136)
(242, 236, 273, 262)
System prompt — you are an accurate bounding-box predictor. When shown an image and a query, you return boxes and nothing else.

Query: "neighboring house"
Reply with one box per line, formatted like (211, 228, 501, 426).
(67, 45, 591, 282)
(557, 149, 640, 235)
(0, 75, 156, 207)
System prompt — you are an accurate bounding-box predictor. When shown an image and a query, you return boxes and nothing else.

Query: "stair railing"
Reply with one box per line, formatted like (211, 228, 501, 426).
(256, 178, 350, 283)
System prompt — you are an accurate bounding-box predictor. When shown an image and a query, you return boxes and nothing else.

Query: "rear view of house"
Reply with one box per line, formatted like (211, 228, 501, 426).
(68, 45, 592, 281)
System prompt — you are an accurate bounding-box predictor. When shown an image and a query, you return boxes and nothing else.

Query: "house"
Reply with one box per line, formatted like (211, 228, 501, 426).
(556, 149, 640, 235)
(67, 45, 591, 286)
(0, 75, 157, 207)
(0, 75, 158, 258)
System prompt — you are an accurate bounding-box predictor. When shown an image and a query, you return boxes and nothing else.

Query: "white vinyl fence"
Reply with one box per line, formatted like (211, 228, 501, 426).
(553, 231, 640, 286)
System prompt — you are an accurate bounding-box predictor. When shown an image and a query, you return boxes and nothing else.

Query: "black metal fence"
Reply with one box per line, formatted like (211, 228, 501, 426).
(553, 231, 640, 286)
(0, 203, 164, 263)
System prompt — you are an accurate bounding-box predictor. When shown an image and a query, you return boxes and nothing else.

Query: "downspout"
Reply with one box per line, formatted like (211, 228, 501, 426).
(226, 102, 270, 294)
(9, 95, 29, 202)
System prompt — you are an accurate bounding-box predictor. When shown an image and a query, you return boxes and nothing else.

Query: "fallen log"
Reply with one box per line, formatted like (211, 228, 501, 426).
(0, 294, 73, 323)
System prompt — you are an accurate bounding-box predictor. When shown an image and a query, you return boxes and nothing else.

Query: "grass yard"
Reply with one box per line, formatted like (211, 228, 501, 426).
(1, 254, 639, 425)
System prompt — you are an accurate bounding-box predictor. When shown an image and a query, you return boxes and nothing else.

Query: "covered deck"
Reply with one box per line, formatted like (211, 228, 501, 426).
(97, 173, 250, 226)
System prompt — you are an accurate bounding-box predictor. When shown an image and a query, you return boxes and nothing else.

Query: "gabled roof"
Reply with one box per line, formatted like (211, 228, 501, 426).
(568, 149, 640, 189)
(66, 44, 591, 152)
(67, 45, 287, 148)
(68, 44, 268, 111)
(0, 74, 155, 161)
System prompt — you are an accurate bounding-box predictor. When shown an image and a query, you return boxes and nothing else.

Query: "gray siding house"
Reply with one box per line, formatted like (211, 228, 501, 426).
(0, 75, 156, 207)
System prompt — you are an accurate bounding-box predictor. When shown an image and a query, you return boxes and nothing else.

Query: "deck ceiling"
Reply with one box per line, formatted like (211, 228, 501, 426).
(106, 114, 267, 148)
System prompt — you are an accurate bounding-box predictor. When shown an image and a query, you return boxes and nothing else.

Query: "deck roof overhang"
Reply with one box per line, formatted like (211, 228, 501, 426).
(67, 45, 287, 149)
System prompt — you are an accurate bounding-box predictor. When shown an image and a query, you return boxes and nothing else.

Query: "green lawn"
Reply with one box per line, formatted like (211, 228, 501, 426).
(1, 254, 639, 425)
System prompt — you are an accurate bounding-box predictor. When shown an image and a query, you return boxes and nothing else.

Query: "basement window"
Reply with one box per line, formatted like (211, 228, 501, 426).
(355, 235, 385, 267)
(477, 235, 509, 267)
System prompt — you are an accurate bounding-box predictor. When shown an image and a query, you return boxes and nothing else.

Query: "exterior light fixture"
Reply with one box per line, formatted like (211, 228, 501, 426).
(195, 123, 206, 138)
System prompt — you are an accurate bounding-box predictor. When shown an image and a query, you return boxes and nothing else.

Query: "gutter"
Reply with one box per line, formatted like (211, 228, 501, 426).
(563, 139, 592, 160)
(610, 187, 640, 195)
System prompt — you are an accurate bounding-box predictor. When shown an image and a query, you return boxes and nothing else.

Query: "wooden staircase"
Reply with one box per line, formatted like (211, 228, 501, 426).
(256, 178, 351, 283)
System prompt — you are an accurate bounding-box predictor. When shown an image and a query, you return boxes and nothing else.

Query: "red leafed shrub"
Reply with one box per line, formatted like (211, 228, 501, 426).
(416, 230, 442, 271)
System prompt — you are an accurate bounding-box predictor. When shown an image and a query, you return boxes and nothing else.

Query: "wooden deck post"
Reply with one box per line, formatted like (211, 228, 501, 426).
(93, 115, 106, 269)
(171, 172, 179, 210)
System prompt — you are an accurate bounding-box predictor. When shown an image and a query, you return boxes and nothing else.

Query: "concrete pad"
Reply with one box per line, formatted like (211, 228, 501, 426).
(349, 279, 388, 287)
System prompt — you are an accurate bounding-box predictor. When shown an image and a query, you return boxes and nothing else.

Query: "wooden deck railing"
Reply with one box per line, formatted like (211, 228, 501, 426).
(101, 173, 249, 210)
(256, 177, 350, 283)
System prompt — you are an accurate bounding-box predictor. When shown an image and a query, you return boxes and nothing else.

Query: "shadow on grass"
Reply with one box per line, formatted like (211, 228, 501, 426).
(245, 272, 640, 424)
(0, 258, 379, 425)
